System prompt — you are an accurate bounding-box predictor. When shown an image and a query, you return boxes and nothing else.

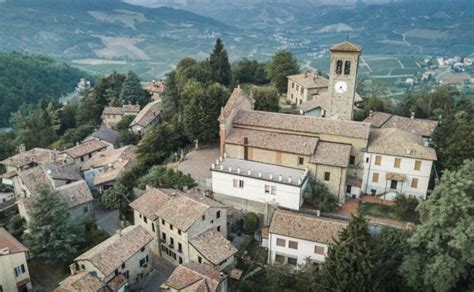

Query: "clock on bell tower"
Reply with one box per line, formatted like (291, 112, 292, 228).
(327, 41, 362, 121)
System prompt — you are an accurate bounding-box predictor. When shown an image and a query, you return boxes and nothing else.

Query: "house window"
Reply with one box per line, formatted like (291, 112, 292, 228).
(122, 263, 126, 269)
(0, 285, 3, 292)
(152, 223, 155, 232)
(336, 60, 343, 74)
(162, 232, 166, 241)
(139, 257, 148, 267)
(411, 178, 418, 189)
(276, 238, 286, 247)
(217, 226, 221, 232)
(287, 257, 298, 266)
(366, 157, 369, 163)
(344, 61, 351, 75)
(296, 85, 299, 91)
(115, 269, 118, 276)
(233, 179, 244, 188)
(139, 214, 142, 219)
(198, 256, 202, 263)
(298, 156, 304, 165)
(84, 206, 88, 213)
(161, 219, 165, 225)
(264, 185, 271, 194)
(178, 229, 182, 235)
(170, 237, 174, 246)
(414, 160, 421, 171)
(372, 172, 379, 183)
(81, 264, 85, 270)
(216, 211, 221, 219)
(288, 241, 298, 250)
(346, 185, 352, 193)
(170, 224, 173, 230)
(143, 216, 147, 223)
(375, 156, 382, 165)
(394, 158, 401, 168)
(202, 215, 206, 221)
(292, 82, 294, 89)
(300, 87, 304, 94)
(349, 155, 355, 165)
(179, 257, 183, 264)
(314, 245, 325, 255)
(390, 180, 398, 190)
(141, 247, 145, 252)
(178, 243, 182, 252)
(324, 172, 330, 181)
(14, 265, 25, 277)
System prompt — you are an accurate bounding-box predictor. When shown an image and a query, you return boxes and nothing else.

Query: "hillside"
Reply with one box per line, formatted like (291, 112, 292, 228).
(0, 52, 89, 126)
(0, 0, 260, 79)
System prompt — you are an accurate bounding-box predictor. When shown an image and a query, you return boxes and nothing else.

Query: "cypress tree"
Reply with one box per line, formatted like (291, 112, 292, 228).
(209, 38, 232, 87)
(120, 71, 148, 106)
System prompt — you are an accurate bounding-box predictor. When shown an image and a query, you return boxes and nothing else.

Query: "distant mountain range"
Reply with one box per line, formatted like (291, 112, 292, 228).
(0, 0, 472, 80)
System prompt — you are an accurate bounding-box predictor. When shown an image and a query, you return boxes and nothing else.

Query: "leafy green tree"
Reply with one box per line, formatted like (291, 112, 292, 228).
(118, 130, 138, 146)
(232, 59, 269, 85)
(138, 166, 197, 190)
(58, 102, 79, 135)
(79, 220, 109, 253)
(267, 50, 299, 93)
(12, 104, 57, 149)
(9, 214, 26, 240)
(161, 70, 180, 121)
(75, 87, 103, 127)
(209, 38, 232, 86)
(23, 186, 84, 263)
(264, 263, 293, 292)
(432, 103, 474, 171)
(393, 194, 419, 222)
(243, 212, 259, 234)
(253, 86, 280, 112)
(0, 131, 16, 163)
(303, 178, 338, 212)
(117, 162, 149, 190)
(321, 214, 381, 291)
(120, 71, 149, 106)
(374, 227, 411, 292)
(59, 123, 95, 149)
(100, 183, 134, 216)
(294, 260, 323, 292)
(114, 114, 135, 131)
(400, 160, 474, 291)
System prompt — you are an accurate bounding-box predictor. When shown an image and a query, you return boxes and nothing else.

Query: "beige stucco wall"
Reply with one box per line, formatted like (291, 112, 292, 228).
(312, 164, 347, 203)
(0, 252, 31, 292)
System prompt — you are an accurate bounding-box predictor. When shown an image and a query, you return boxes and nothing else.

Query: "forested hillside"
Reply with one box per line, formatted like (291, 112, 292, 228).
(0, 52, 89, 126)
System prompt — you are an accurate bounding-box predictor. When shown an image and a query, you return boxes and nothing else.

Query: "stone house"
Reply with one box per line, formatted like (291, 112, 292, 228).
(129, 100, 161, 136)
(287, 72, 329, 106)
(80, 145, 137, 192)
(162, 262, 228, 292)
(0, 228, 32, 292)
(362, 128, 437, 200)
(63, 140, 110, 167)
(101, 104, 140, 128)
(71, 225, 153, 290)
(129, 188, 236, 271)
(267, 209, 347, 267)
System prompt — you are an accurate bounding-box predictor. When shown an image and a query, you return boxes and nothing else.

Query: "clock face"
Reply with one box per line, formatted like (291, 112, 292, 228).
(335, 81, 348, 94)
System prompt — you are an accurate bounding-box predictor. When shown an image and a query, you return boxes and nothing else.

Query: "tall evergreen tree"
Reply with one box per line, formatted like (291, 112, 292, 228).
(209, 38, 232, 86)
(400, 159, 474, 291)
(321, 214, 381, 292)
(120, 71, 149, 106)
(23, 186, 84, 263)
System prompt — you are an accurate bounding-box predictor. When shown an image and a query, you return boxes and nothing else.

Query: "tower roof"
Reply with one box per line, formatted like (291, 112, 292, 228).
(330, 41, 362, 52)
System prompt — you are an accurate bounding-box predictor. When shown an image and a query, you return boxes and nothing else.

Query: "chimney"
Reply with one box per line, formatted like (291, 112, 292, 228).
(211, 163, 215, 169)
(411, 112, 415, 119)
(228, 166, 232, 172)
(237, 168, 241, 174)
(288, 176, 292, 183)
(269, 174, 273, 180)
(247, 170, 251, 176)
(258, 172, 262, 178)
(0, 247, 9, 255)
(304, 71, 308, 78)
(369, 110, 374, 117)
(278, 175, 282, 182)
(316, 210, 321, 217)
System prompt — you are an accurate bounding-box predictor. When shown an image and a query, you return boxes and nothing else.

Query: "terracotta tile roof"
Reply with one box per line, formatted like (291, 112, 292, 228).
(287, 72, 329, 89)
(190, 229, 237, 265)
(330, 41, 362, 52)
(299, 97, 328, 113)
(129, 188, 172, 221)
(81, 145, 137, 171)
(1, 148, 58, 168)
(213, 158, 308, 187)
(130, 101, 161, 128)
(106, 273, 128, 291)
(63, 140, 108, 159)
(56, 181, 94, 208)
(17, 166, 53, 193)
(225, 128, 319, 156)
(42, 162, 82, 182)
(310, 141, 352, 167)
(219, 87, 253, 123)
(156, 190, 225, 231)
(83, 125, 119, 146)
(269, 209, 348, 244)
(232, 110, 371, 140)
(93, 159, 132, 186)
(368, 128, 437, 160)
(55, 272, 105, 292)
(164, 262, 225, 292)
(363, 111, 438, 137)
(0, 227, 28, 255)
(75, 225, 153, 277)
(102, 104, 140, 116)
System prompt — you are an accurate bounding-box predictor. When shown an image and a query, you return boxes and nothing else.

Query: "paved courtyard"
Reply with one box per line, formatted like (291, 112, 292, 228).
(141, 256, 176, 291)
(177, 143, 220, 189)
(93, 200, 121, 235)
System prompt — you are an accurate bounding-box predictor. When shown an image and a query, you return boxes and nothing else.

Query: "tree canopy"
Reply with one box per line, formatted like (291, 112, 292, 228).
(252, 86, 280, 112)
(209, 38, 232, 87)
(138, 166, 197, 190)
(267, 50, 299, 93)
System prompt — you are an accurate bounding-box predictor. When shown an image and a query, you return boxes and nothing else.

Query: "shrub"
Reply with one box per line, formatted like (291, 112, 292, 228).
(393, 194, 419, 222)
(243, 212, 259, 234)
(303, 178, 338, 212)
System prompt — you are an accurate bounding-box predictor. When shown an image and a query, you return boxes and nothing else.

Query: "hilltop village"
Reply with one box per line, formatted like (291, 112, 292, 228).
(0, 39, 472, 292)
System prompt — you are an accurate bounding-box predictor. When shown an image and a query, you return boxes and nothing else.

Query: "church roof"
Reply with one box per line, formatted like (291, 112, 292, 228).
(219, 87, 253, 123)
(330, 41, 362, 52)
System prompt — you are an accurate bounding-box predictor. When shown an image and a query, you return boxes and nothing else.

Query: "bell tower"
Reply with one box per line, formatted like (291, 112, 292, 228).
(327, 41, 362, 121)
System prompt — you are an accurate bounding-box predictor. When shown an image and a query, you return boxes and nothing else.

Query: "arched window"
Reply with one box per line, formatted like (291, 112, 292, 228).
(344, 61, 351, 75)
(336, 60, 343, 74)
